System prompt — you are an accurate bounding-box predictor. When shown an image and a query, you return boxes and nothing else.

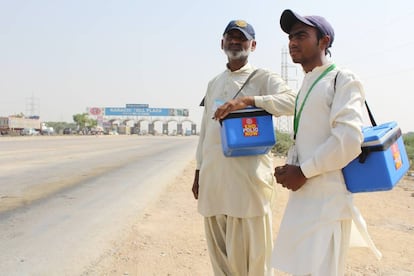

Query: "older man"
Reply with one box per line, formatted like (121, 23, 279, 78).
(193, 19, 296, 275)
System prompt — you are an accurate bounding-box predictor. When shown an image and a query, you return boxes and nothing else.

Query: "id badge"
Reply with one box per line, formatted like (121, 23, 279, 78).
(212, 99, 225, 113)
(286, 143, 299, 165)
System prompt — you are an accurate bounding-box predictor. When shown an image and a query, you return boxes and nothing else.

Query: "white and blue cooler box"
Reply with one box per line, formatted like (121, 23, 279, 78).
(220, 108, 276, 157)
(343, 121, 409, 193)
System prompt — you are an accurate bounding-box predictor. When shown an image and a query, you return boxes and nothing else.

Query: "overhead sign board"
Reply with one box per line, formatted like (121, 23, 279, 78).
(103, 107, 189, 117)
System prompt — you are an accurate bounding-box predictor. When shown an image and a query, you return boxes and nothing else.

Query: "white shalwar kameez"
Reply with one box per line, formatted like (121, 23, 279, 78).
(271, 63, 382, 276)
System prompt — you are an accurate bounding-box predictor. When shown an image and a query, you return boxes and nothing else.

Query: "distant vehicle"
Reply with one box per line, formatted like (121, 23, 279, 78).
(41, 128, 54, 135)
(107, 130, 119, 135)
(63, 128, 72, 135)
(41, 123, 54, 135)
(90, 127, 104, 135)
(21, 128, 39, 136)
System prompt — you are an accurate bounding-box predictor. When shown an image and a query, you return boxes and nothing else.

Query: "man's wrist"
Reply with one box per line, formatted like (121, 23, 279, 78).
(242, 96, 255, 106)
(298, 166, 307, 180)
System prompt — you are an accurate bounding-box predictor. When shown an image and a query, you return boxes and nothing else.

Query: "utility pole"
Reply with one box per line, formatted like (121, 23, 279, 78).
(26, 94, 40, 118)
(275, 47, 298, 133)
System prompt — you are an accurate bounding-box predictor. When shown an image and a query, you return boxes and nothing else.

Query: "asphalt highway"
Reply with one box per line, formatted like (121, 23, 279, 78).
(0, 135, 197, 275)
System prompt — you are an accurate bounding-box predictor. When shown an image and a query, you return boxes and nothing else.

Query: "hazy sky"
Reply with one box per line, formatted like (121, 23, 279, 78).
(1, 1, 413, 132)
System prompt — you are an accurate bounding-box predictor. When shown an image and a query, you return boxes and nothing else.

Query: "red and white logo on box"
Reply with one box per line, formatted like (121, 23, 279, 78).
(242, 118, 259, 137)
(391, 142, 403, 170)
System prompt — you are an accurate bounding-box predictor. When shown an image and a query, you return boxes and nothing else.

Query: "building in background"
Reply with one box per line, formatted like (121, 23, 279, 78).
(0, 116, 41, 135)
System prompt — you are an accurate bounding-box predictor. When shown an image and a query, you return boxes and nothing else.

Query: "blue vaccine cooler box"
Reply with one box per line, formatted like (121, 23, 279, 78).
(219, 108, 276, 157)
(343, 121, 409, 193)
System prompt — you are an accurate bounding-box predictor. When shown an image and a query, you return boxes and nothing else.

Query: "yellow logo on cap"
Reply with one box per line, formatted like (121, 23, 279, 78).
(235, 20, 247, 28)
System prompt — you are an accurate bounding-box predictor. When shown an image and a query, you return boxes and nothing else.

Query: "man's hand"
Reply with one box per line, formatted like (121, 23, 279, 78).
(274, 164, 307, 191)
(192, 170, 200, 199)
(213, 96, 254, 120)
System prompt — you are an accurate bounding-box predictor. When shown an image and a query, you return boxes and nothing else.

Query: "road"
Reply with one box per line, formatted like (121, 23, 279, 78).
(0, 135, 198, 275)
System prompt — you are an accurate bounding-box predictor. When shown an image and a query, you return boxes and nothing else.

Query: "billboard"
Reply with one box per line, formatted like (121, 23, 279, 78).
(101, 107, 189, 117)
(88, 107, 104, 116)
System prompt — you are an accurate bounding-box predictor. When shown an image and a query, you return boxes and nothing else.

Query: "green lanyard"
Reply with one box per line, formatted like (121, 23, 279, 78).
(293, 64, 336, 139)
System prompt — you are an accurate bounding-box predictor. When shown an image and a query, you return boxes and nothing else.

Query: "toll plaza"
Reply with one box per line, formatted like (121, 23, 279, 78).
(87, 104, 197, 135)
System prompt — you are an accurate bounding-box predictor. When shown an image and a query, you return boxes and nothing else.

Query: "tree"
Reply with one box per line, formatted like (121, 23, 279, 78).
(403, 132, 414, 170)
(11, 112, 25, 118)
(45, 121, 77, 134)
(73, 113, 97, 130)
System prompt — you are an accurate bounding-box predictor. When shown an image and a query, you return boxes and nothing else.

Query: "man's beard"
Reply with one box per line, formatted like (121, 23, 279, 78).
(224, 47, 251, 61)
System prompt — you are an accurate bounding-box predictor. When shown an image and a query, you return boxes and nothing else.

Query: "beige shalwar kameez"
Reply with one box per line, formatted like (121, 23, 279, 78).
(196, 63, 296, 275)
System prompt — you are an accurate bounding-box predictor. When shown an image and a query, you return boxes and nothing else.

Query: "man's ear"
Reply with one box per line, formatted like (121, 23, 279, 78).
(320, 35, 330, 51)
(221, 39, 224, 50)
(250, 40, 257, 52)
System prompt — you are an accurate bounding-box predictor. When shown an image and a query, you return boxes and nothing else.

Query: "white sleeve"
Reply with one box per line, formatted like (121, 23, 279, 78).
(300, 70, 365, 178)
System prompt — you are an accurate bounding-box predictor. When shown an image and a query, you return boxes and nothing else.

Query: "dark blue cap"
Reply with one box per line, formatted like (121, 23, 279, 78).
(280, 9, 335, 48)
(223, 20, 255, 40)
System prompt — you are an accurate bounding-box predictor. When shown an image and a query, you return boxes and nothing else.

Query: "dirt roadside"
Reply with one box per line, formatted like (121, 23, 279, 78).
(86, 158, 414, 276)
